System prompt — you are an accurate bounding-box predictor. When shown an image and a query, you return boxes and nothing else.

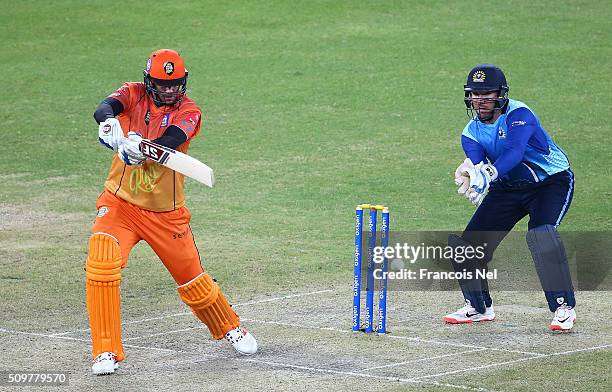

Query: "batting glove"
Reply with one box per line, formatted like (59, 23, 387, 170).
(98, 118, 124, 152)
(118, 132, 146, 166)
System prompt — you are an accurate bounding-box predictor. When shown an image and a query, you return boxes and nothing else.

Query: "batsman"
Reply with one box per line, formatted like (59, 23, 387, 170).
(86, 49, 257, 375)
(444, 64, 576, 331)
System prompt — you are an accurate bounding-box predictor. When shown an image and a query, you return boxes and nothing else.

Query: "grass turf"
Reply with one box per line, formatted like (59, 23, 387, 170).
(0, 1, 610, 390)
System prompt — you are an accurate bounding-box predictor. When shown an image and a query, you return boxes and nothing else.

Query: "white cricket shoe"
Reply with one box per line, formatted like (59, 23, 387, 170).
(225, 326, 258, 355)
(550, 305, 576, 331)
(443, 300, 496, 324)
(91, 352, 118, 375)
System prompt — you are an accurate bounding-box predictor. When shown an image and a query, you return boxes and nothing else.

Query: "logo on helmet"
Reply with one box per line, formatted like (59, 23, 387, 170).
(472, 70, 486, 83)
(146, 58, 152, 73)
(164, 62, 174, 75)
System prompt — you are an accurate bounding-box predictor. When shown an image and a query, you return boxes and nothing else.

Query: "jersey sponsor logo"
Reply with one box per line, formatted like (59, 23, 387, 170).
(511, 120, 526, 127)
(145, 110, 151, 125)
(96, 206, 110, 217)
(129, 163, 161, 194)
(161, 113, 170, 128)
(164, 62, 174, 75)
(472, 70, 486, 82)
(181, 113, 199, 133)
(172, 227, 190, 240)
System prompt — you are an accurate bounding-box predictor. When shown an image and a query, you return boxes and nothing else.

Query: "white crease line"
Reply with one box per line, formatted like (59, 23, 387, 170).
(125, 318, 332, 342)
(124, 312, 191, 325)
(122, 343, 215, 356)
(0, 328, 86, 342)
(427, 381, 499, 392)
(157, 347, 498, 391)
(241, 318, 543, 356)
(50, 314, 542, 358)
(242, 318, 344, 332)
(486, 348, 546, 356)
(123, 344, 175, 353)
(4, 326, 609, 392)
(409, 343, 612, 381)
(123, 290, 334, 326)
(0, 328, 220, 360)
(48, 289, 336, 337)
(0, 326, 497, 392)
(4, 331, 492, 392)
(50, 330, 90, 336)
(123, 326, 205, 341)
(359, 348, 488, 371)
(124, 317, 487, 348)
(232, 289, 335, 306)
(387, 335, 545, 357)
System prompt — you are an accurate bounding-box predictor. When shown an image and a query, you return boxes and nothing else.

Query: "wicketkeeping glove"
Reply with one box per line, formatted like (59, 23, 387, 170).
(98, 118, 124, 152)
(118, 132, 146, 166)
(466, 163, 498, 206)
(454, 158, 474, 197)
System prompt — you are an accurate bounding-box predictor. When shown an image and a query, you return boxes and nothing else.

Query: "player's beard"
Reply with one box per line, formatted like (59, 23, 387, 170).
(158, 92, 180, 106)
(476, 107, 495, 123)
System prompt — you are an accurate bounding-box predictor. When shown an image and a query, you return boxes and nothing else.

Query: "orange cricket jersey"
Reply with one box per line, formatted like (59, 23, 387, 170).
(103, 82, 202, 212)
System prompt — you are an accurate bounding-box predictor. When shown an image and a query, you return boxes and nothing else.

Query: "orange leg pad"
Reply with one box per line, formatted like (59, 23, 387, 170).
(86, 233, 124, 361)
(177, 273, 240, 340)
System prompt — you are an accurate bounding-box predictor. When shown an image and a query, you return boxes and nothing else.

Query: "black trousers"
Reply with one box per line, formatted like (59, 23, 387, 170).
(460, 169, 575, 311)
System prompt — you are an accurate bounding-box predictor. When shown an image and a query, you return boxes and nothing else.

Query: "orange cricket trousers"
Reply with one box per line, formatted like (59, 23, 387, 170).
(91, 190, 204, 285)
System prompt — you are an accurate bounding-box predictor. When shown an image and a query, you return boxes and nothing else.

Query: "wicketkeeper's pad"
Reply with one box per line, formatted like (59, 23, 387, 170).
(527, 224, 575, 311)
(448, 234, 489, 313)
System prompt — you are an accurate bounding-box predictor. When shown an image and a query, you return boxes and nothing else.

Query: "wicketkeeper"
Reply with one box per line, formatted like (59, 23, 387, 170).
(444, 64, 576, 331)
(87, 49, 257, 375)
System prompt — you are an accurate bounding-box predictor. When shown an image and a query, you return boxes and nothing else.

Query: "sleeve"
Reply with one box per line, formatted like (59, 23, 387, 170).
(152, 125, 187, 150)
(107, 83, 136, 113)
(170, 110, 202, 141)
(93, 97, 124, 124)
(461, 134, 486, 165)
(493, 107, 538, 177)
(461, 122, 487, 165)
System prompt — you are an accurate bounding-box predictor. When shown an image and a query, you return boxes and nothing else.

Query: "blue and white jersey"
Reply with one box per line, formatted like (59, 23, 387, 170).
(461, 99, 570, 189)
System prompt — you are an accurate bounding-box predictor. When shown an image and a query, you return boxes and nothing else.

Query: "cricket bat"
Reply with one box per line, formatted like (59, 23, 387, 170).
(139, 140, 215, 188)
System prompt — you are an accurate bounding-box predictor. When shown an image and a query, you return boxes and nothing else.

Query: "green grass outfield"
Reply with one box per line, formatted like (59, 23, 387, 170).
(1, 1, 611, 391)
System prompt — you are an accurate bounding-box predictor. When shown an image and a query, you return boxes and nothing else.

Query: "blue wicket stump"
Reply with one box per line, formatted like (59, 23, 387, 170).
(352, 204, 390, 334)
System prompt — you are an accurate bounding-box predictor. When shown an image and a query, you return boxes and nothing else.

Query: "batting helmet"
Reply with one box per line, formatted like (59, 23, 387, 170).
(143, 49, 188, 106)
(463, 64, 509, 111)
